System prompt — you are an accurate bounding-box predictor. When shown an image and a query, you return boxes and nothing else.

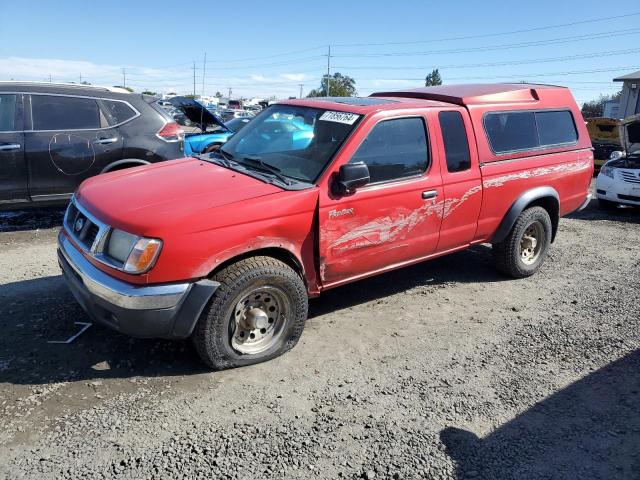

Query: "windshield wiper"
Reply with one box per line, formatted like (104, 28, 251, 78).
(239, 155, 293, 185)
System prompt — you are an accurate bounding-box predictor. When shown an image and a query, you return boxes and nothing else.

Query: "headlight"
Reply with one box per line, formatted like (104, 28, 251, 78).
(106, 229, 162, 274)
(600, 165, 615, 179)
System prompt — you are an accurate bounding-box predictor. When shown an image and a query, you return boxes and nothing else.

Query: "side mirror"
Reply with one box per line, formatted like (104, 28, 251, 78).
(609, 150, 624, 160)
(334, 162, 370, 194)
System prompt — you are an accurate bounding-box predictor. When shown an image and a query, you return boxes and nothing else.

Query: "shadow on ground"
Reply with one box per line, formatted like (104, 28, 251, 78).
(567, 199, 640, 224)
(0, 207, 66, 233)
(0, 245, 503, 385)
(441, 349, 640, 479)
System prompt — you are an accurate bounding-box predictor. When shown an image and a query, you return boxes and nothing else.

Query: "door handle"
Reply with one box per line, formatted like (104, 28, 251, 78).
(93, 137, 118, 145)
(0, 143, 21, 151)
(422, 190, 438, 200)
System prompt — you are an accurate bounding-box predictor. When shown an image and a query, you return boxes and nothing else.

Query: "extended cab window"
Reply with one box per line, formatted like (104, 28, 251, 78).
(439, 111, 471, 172)
(349, 117, 429, 183)
(484, 110, 578, 154)
(31, 95, 101, 130)
(102, 100, 137, 125)
(0, 94, 17, 131)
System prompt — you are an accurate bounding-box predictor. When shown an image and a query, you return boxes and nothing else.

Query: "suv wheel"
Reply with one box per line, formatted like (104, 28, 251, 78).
(192, 256, 308, 370)
(492, 206, 552, 278)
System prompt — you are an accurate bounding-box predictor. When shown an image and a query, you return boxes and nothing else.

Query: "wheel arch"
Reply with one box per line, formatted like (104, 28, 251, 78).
(492, 186, 560, 244)
(208, 247, 307, 284)
(100, 159, 150, 173)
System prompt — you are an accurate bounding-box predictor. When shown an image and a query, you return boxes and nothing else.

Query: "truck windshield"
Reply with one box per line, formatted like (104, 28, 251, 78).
(220, 104, 361, 183)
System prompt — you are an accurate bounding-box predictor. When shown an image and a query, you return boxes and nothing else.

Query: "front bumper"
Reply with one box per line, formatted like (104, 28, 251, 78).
(57, 231, 218, 339)
(595, 175, 640, 206)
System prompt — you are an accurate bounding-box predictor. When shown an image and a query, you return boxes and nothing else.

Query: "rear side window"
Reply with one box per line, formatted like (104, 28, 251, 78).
(536, 110, 577, 146)
(439, 111, 471, 172)
(0, 94, 17, 131)
(349, 117, 429, 183)
(32, 95, 101, 130)
(484, 110, 577, 154)
(102, 100, 137, 125)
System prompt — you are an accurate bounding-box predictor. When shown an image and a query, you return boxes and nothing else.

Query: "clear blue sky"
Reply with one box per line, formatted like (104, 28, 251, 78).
(1, 0, 638, 104)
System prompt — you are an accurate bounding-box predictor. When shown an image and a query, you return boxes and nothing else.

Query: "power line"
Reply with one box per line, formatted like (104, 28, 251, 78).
(333, 28, 640, 58)
(333, 11, 640, 47)
(333, 47, 640, 71)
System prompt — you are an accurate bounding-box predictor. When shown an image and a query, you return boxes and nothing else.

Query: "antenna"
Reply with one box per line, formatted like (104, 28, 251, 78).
(200, 52, 207, 130)
(192, 61, 197, 97)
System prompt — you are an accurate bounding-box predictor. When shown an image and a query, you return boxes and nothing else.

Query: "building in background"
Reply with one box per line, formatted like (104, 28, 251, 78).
(613, 70, 640, 118)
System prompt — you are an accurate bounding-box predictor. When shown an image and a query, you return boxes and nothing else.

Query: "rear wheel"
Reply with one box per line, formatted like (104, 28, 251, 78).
(598, 198, 618, 211)
(492, 206, 552, 279)
(192, 256, 308, 370)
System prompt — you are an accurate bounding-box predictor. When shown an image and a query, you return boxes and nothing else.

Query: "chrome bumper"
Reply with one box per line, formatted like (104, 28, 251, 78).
(57, 231, 218, 339)
(58, 231, 190, 309)
(577, 193, 592, 212)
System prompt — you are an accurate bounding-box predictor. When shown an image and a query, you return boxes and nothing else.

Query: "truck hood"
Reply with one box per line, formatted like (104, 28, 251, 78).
(76, 158, 282, 234)
(621, 114, 640, 152)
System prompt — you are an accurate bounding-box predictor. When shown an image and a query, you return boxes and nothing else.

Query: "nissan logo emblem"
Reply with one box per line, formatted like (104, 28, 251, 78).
(74, 217, 85, 232)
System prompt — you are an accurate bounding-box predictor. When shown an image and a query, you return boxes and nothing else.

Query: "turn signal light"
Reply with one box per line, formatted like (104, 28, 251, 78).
(123, 238, 163, 274)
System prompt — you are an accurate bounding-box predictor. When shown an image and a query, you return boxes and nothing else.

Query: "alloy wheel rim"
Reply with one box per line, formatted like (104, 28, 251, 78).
(230, 286, 289, 355)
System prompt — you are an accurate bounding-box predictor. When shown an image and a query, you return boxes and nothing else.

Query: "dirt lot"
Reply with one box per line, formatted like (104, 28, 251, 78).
(0, 192, 639, 480)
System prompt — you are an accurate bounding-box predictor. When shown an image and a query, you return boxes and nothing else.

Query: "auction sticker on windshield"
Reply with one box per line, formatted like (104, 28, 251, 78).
(319, 111, 360, 125)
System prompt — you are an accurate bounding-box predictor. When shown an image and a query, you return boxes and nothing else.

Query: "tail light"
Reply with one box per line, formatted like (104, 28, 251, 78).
(156, 122, 183, 142)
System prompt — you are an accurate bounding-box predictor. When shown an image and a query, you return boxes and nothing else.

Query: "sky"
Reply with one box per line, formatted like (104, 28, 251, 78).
(1, 0, 639, 105)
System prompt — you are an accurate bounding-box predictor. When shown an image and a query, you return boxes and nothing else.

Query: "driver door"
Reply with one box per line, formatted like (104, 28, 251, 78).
(319, 115, 444, 287)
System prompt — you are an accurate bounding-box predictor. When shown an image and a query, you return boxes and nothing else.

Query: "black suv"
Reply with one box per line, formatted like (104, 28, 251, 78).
(0, 82, 184, 208)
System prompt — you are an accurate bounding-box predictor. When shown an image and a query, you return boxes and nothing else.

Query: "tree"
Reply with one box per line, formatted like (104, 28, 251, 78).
(307, 72, 356, 97)
(113, 85, 134, 92)
(215, 91, 223, 98)
(141, 90, 157, 96)
(425, 69, 442, 86)
(581, 91, 622, 118)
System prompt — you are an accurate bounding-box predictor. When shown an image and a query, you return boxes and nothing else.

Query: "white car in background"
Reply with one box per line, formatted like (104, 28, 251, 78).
(596, 114, 640, 209)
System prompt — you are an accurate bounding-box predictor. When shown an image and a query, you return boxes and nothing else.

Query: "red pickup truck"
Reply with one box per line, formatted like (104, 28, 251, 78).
(58, 84, 593, 369)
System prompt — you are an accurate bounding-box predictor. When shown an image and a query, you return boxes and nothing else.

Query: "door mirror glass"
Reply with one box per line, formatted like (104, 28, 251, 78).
(334, 162, 370, 194)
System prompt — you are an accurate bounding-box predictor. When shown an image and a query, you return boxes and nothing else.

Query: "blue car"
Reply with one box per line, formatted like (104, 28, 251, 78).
(166, 97, 252, 155)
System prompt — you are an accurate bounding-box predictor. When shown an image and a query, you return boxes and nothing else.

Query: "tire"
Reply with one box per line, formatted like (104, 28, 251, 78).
(492, 206, 553, 279)
(598, 198, 618, 211)
(192, 256, 308, 370)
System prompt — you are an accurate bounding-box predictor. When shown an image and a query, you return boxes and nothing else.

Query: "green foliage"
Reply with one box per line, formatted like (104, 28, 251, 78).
(141, 90, 157, 96)
(308, 72, 357, 97)
(425, 69, 442, 86)
(113, 85, 134, 92)
(581, 91, 622, 118)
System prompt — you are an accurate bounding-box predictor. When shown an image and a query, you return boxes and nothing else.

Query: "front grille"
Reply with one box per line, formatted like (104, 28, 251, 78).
(619, 171, 640, 184)
(64, 200, 102, 250)
(618, 193, 640, 202)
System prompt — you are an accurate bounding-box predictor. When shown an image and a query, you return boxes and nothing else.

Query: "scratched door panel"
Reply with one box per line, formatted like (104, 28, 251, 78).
(319, 176, 443, 286)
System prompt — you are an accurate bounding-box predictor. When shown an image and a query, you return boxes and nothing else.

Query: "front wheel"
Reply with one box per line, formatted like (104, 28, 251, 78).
(192, 256, 308, 370)
(492, 206, 553, 279)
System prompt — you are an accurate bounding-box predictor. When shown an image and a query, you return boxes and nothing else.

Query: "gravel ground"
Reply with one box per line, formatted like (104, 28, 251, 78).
(0, 192, 639, 480)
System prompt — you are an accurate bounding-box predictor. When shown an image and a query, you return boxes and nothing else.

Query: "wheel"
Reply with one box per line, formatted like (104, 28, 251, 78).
(598, 198, 618, 211)
(492, 206, 553, 279)
(192, 256, 308, 370)
(202, 143, 222, 153)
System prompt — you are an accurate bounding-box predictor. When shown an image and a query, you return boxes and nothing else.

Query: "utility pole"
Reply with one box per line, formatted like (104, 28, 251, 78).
(48, 73, 52, 83)
(121, 68, 126, 88)
(228, 87, 232, 100)
(192, 61, 197, 97)
(325, 45, 331, 96)
(299, 83, 304, 98)
(79, 73, 82, 84)
(201, 53, 207, 97)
